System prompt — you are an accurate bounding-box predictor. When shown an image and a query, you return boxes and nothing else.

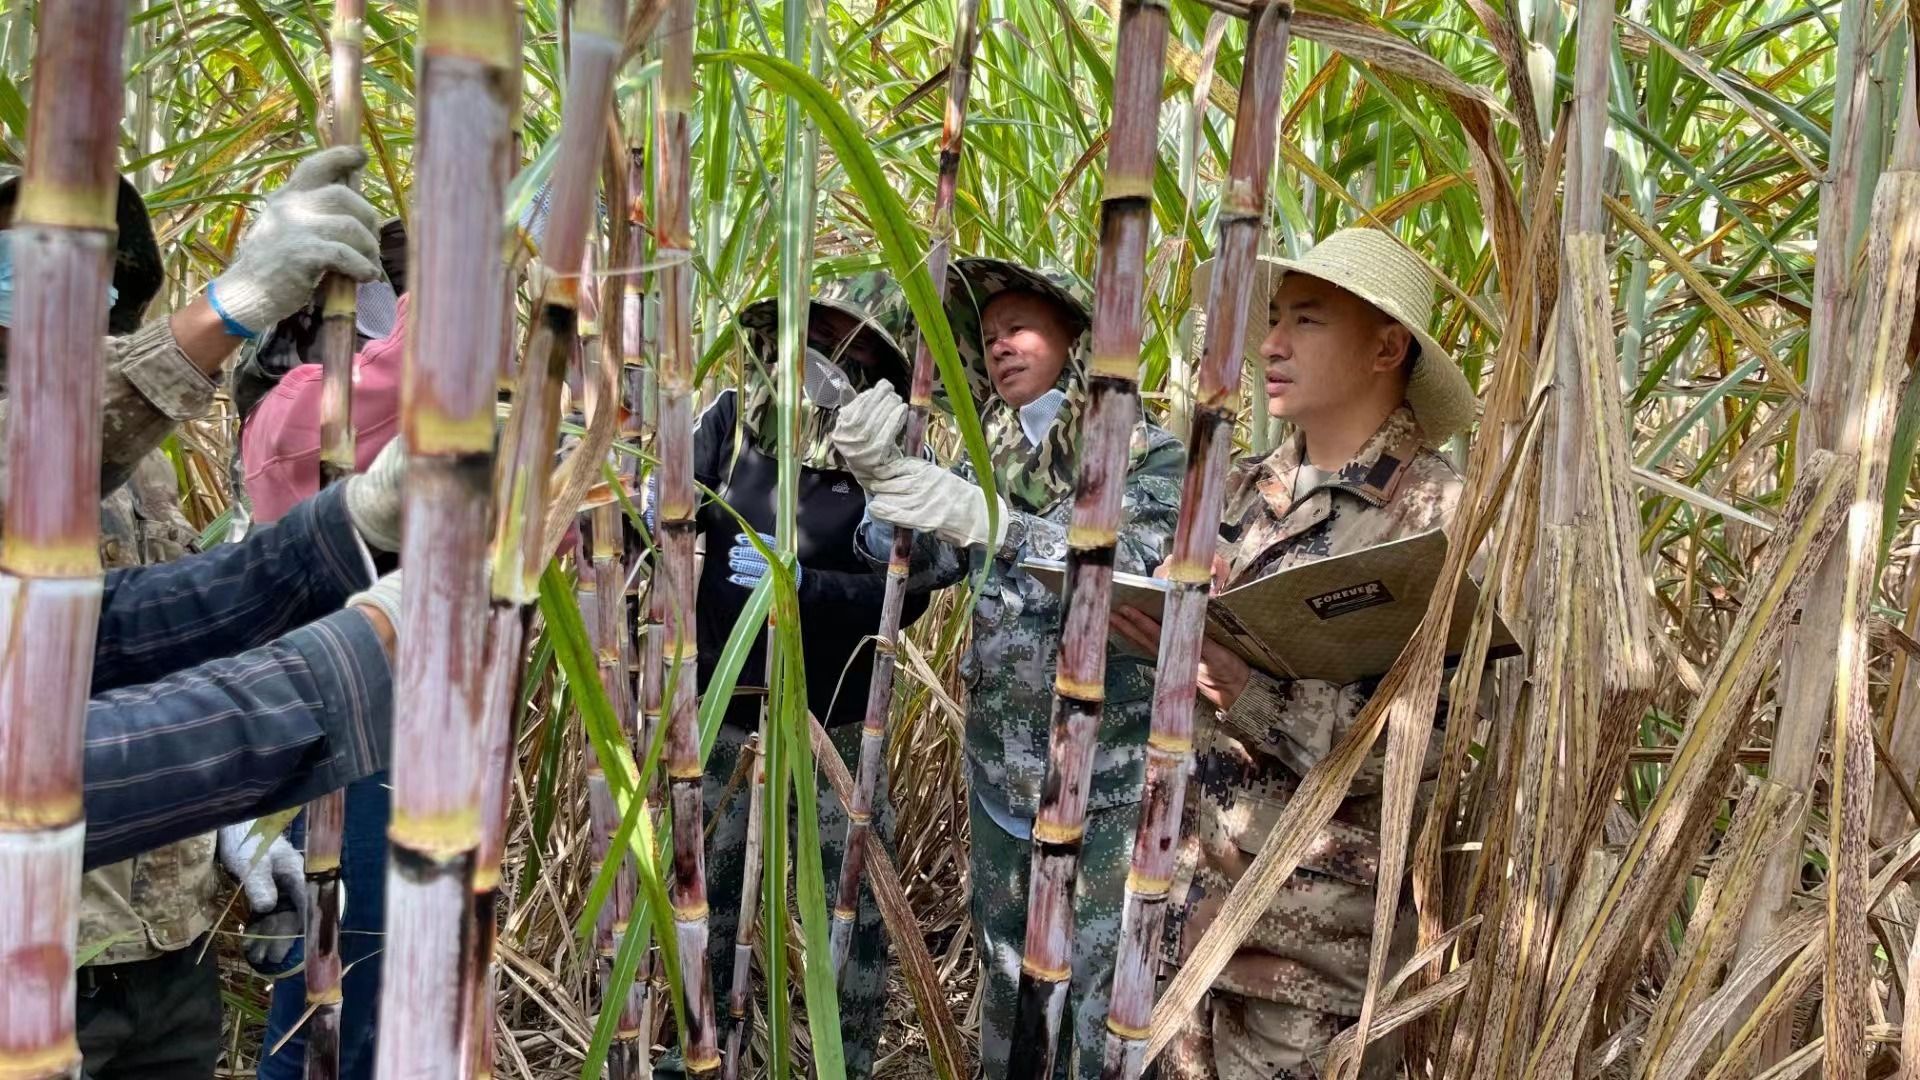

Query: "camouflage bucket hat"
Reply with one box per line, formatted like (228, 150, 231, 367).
(737, 271, 915, 392)
(941, 257, 1092, 404)
(0, 166, 163, 335)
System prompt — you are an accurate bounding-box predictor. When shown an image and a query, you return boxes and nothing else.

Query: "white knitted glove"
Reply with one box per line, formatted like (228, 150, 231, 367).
(348, 571, 403, 632)
(217, 821, 307, 968)
(863, 456, 1007, 550)
(830, 384, 908, 481)
(344, 437, 406, 551)
(210, 147, 383, 337)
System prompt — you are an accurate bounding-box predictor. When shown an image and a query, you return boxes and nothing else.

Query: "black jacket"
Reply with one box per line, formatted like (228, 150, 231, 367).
(691, 390, 931, 730)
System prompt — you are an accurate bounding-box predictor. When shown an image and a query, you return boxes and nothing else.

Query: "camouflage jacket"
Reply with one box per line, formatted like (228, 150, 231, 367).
(1170, 405, 1461, 1017)
(865, 417, 1185, 821)
(0, 319, 223, 966)
(0, 317, 221, 507)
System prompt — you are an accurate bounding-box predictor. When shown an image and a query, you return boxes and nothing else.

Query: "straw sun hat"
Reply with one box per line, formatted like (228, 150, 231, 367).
(1192, 227, 1478, 442)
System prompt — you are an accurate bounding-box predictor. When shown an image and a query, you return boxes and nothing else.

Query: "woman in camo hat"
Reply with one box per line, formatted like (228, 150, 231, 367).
(676, 271, 937, 1080)
(831, 257, 1187, 1080)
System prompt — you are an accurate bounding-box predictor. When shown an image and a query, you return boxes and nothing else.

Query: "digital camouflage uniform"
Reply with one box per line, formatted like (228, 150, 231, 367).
(869, 259, 1184, 1080)
(1163, 406, 1459, 1080)
(701, 723, 893, 1079)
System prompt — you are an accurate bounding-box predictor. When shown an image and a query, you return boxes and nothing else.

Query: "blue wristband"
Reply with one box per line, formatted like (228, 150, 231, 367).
(205, 281, 257, 339)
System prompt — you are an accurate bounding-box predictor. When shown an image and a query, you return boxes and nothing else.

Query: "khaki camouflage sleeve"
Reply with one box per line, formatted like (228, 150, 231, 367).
(1112, 424, 1185, 574)
(994, 423, 1187, 569)
(99, 320, 219, 494)
(1219, 671, 1393, 794)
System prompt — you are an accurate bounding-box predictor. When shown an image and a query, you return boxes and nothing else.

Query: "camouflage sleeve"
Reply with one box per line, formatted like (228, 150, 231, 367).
(102, 320, 220, 493)
(0, 321, 217, 506)
(1220, 667, 1448, 796)
(999, 422, 1185, 572)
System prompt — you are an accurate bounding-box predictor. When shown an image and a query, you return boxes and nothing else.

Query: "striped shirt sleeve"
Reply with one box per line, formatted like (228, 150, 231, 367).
(81, 607, 393, 871)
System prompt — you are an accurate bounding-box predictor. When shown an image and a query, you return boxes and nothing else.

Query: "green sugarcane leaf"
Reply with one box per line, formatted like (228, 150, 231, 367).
(582, 878, 657, 1078)
(539, 564, 693, 1059)
(230, 0, 320, 131)
(698, 49, 1000, 549)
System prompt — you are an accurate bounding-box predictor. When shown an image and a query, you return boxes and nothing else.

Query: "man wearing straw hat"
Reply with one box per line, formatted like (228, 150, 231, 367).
(1110, 227, 1476, 1080)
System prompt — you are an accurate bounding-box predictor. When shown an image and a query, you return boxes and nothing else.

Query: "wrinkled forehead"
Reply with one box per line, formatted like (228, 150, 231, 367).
(981, 288, 1077, 332)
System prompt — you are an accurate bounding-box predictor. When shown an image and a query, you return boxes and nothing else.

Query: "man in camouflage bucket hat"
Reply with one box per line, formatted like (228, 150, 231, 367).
(659, 272, 936, 1080)
(831, 257, 1185, 1080)
(1111, 227, 1476, 1080)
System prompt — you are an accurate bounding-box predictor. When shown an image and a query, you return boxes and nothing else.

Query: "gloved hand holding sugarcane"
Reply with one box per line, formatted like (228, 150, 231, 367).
(205, 147, 385, 339)
(831, 385, 1008, 550)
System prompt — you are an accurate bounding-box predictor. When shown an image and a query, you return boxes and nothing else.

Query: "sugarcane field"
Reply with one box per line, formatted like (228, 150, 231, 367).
(3, 0, 1920, 1077)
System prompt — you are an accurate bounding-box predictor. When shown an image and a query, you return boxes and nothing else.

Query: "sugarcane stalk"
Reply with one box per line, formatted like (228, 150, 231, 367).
(0, 12, 126, 1078)
(1734, 0, 1875, 1062)
(721, 731, 767, 1080)
(1008, 1, 1169, 1073)
(303, 6, 368, 1074)
(374, 2, 515, 1076)
(1821, 110, 1920, 1080)
(468, 600, 528, 1079)
(624, 112, 664, 1069)
(468, 1, 627, 1074)
(317, 0, 366, 489)
(1097, 6, 1290, 1078)
(654, 0, 720, 1066)
(827, 0, 985, 977)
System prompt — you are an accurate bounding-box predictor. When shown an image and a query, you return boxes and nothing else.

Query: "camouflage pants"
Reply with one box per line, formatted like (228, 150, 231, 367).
(1162, 993, 1402, 1080)
(703, 722, 892, 1080)
(969, 794, 1135, 1080)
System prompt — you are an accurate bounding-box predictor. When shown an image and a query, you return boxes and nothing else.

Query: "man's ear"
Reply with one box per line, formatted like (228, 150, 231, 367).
(1372, 321, 1412, 375)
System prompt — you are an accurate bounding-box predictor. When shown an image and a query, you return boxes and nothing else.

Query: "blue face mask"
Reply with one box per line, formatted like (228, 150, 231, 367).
(0, 230, 120, 330)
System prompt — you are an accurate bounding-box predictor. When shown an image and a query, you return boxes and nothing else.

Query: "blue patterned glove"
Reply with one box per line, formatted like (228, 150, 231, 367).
(726, 531, 797, 590)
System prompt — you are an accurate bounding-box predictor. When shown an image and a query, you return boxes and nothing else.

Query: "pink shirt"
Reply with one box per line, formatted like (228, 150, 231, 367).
(242, 294, 409, 524)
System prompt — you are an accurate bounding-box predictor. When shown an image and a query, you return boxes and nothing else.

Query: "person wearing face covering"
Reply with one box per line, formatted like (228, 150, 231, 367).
(830, 258, 1185, 1080)
(663, 272, 933, 1080)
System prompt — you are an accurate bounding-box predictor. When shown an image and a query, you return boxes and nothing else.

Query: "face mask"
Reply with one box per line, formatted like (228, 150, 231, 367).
(0, 230, 121, 331)
(802, 346, 857, 409)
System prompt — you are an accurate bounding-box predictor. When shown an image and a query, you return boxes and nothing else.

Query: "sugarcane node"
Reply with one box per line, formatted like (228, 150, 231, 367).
(1031, 818, 1087, 845)
(310, 986, 345, 1007)
(1087, 348, 1144, 381)
(307, 852, 344, 874)
(422, 7, 518, 66)
(672, 899, 711, 921)
(1065, 524, 1121, 550)
(0, 1039, 83, 1080)
(0, 542, 102, 579)
(13, 187, 116, 231)
(1020, 959, 1073, 982)
(1164, 563, 1211, 586)
(684, 1050, 722, 1072)
(406, 409, 498, 455)
(1124, 869, 1172, 894)
(1053, 673, 1106, 701)
(472, 864, 502, 891)
(849, 809, 873, 825)
(1106, 1016, 1152, 1040)
(322, 278, 360, 316)
(1145, 730, 1192, 753)
(834, 905, 859, 921)
(0, 796, 83, 830)
(388, 809, 484, 860)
